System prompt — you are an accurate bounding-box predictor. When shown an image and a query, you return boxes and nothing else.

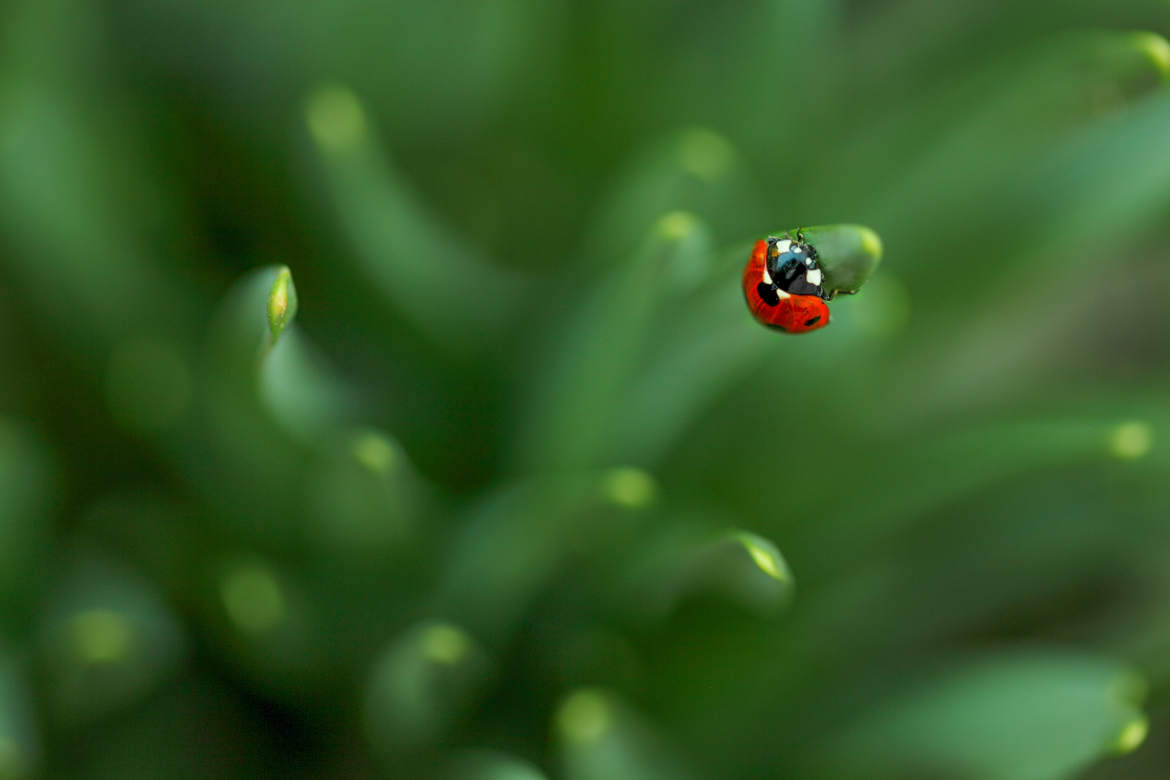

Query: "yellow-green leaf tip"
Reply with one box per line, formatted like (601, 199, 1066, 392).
(305, 84, 368, 151)
(657, 210, 699, 242)
(858, 226, 884, 260)
(1108, 421, 1152, 460)
(352, 430, 400, 475)
(220, 561, 285, 634)
(419, 623, 472, 666)
(734, 532, 791, 582)
(70, 608, 134, 665)
(1112, 715, 1149, 754)
(557, 689, 611, 744)
(676, 127, 734, 180)
(1134, 32, 1170, 79)
(602, 467, 658, 508)
(267, 267, 298, 345)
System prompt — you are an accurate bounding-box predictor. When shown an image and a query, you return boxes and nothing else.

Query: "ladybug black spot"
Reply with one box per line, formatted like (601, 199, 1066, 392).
(757, 282, 780, 307)
(804, 316, 821, 327)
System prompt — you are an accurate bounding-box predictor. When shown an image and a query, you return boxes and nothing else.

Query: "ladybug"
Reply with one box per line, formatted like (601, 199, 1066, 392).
(742, 231, 831, 334)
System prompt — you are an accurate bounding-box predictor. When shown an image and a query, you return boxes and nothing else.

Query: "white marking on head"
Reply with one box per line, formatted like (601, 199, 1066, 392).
(776, 288, 790, 299)
(761, 268, 772, 285)
(806, 268, 822, 286)
(773, 239, 791, 254)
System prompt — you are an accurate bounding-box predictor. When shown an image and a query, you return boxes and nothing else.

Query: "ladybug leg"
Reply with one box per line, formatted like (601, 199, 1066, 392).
(796, 228, 806, 243)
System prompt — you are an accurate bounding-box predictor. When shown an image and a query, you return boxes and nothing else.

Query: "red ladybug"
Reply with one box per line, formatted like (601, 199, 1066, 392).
(742, 232, 831, 334)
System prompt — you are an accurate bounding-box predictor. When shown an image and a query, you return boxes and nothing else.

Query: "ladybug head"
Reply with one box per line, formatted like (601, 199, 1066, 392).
(765, 234, 828, 299)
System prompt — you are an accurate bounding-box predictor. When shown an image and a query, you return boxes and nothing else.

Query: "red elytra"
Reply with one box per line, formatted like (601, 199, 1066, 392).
(742, 239, 830, 334)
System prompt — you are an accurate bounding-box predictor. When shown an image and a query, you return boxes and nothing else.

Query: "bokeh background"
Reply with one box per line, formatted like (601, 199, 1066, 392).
(3, 0, 1170, 777)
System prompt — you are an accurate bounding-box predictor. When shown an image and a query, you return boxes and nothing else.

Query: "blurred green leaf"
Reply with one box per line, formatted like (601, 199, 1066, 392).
(35, 550, 187, 729)
(435, 751, 548, 780)
(515, 214, 713, 470)
(303, 84, 524, 356)
(363, 621, 492, 754)
(0, 421, 54, 630)
(616, 528, 793, 623)
(435, 470, 657, 643)
(556, 688, 693, 780)
(825, 650, 1148, 780)
(0, 650, 39, 779)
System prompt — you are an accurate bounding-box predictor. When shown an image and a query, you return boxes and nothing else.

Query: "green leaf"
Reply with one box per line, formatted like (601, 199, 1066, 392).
(437, 751, 548, 780)
(0, 420, 54, 630)
(363, 621, 491, 754)
(435, 470, 658, 643)
(778, 224, 883, 296)
(0, 649, 39, 778)
(514, 214, 713, 470)
(303, 83, 523, 356)
(196, 553, 334, 701)
(36, 550, 187, 729)
(825, 650, 1148, 780)
(616, 528, 793, 623)
(556, 689, 694, 780)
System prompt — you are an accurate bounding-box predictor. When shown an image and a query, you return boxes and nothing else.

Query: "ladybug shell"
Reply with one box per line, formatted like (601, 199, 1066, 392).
(742, 240, 830, 334)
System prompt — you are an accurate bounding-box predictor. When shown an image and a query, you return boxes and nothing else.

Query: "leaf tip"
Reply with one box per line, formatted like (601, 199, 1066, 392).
(1133, 32, 1170, 79)
(305, 84, 368, 152)
(69, 608, 133, 665)
(1108, 421, 1152, 460)
(675, 127, 735, 180)
(857, 225, 884, 260)
(656, 210, 699, 242)
(267, 266, 298, 345)
(1111, 714, 1149, 755)
(557, 689, 612, 744)
(734, 532, 790, 582)
(601, 468, 658, 509)
(220, 560, 285, 634)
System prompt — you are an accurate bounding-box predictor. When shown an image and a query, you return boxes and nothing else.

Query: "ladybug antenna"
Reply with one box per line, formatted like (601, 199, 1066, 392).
(796, 228, 806, 243)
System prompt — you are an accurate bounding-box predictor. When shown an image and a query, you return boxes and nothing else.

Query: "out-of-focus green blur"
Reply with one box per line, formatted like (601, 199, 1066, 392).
(3, 0, 1170, 777)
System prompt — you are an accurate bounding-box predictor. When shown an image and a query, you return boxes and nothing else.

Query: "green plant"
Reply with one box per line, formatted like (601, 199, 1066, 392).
(2, 2, 1170, 778)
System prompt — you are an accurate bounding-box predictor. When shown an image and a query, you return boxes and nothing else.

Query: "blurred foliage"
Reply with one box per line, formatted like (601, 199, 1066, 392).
(3, 0, 1170, 777)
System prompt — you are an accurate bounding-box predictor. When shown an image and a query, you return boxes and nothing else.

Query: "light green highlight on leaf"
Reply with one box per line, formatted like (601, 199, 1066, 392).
(420, 624, 472, 666)
(266, 266, 298, 346)
(1134, 32, 1170, 78)
(1109, 421, 1152, 460)
(656, 210, 699, 242)
(69, 609, 133, 665)
(305, 84, 368, 152)
(675, 128, 734, 181)
(602, 468, 657, 509)
(735, 533, 787, 582)
(352, 430, 399, 475)
(558, 689, 611, 744)
(220, 563, 285, 634)
(1112, 715, 1148, 754)
(364, 620, 491, 753)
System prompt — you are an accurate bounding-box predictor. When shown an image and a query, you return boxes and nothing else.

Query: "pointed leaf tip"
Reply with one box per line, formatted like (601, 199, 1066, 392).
(1134, 32, 1170, 79)
(785, 224, 883, 296)
(267, 267, 298, 345)
(1111, 715, 1149, 754)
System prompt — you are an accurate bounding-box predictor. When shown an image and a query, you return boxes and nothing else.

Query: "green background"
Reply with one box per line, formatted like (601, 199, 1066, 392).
(3, 0, 1170, 777)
